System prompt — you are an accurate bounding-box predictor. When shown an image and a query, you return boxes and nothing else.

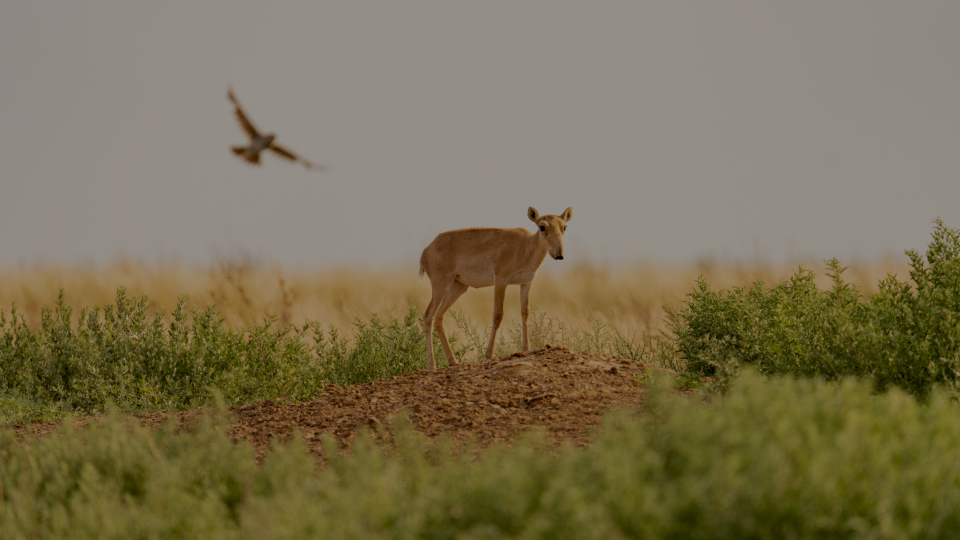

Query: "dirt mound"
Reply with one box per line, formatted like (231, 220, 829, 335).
(224, 346, 650, 460)
(16, 347, 658, 460)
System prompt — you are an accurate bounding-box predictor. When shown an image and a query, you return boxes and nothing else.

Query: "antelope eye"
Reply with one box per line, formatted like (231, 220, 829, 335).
(563, 226, 567, 232)
(539, 225, 546, 232)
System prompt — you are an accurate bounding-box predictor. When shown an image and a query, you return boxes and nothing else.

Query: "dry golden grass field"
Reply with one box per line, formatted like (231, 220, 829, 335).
(0, 257, 908, 337)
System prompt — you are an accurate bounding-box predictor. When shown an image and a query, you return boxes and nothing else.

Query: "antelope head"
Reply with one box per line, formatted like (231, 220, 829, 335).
(528, 206, 573, 260)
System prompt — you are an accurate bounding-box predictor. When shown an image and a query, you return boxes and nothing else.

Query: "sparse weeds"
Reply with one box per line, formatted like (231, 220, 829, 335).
(448, 307, 672, 368)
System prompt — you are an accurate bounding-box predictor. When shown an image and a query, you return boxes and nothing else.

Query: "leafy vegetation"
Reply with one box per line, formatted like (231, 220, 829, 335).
(0, 290, 453, 423)
(5, 224, 960, 537)
(4, 371, 960, 538)
(673, 219, 960, 399)
(0, 288, 661, 424)
(5, 219, 960, 422)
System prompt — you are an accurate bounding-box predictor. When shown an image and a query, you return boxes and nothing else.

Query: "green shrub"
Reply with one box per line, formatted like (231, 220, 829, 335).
(0, 290, 456, 422)
(0, 289, 251, 417)
(5, 371, 960, 538)
(313, 307, 450, 386)
(0, 287, 667, 422)
(674, 219, 960, 399)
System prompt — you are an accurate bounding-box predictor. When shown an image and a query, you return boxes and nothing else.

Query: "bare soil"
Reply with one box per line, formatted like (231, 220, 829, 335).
(16, 347, 661, 461)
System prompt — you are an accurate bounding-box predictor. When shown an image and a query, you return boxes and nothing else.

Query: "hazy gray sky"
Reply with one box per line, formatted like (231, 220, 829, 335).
(1, 1, 958, 268)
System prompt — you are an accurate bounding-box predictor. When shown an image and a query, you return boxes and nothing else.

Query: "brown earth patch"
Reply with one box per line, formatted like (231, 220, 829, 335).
(14, 347, 669, 461)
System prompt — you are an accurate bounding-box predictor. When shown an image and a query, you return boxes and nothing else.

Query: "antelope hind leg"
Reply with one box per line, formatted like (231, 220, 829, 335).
(422, 282, 448, 370)
(434, 280, 469, 366)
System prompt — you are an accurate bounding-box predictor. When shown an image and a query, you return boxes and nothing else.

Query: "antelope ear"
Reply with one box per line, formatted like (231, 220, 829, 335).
(560, 207, 573, 222)
(527, 207, 540, 222)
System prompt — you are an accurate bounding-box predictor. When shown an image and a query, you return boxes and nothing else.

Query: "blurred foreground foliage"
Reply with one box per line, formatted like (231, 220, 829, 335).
(3, 371, 960, 538)
(674, 219, 960, 400)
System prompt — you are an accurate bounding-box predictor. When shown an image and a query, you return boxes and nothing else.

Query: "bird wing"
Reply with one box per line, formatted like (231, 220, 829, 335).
(269, 144, 326, 170)
(227, 88, 260, 140)
(268, 144, 298, 161)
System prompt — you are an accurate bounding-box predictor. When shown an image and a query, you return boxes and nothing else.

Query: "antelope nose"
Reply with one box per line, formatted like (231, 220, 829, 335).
(555, 255, 564, 260)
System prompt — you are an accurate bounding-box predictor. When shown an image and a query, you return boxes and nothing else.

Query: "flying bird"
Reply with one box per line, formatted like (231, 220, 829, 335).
(227, 87, 325, 171)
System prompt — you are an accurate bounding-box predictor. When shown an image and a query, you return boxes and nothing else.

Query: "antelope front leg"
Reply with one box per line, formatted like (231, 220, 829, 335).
(485, 280, 508, 359)
(520, 282, 531, 352)
(423, 302, 438, 371)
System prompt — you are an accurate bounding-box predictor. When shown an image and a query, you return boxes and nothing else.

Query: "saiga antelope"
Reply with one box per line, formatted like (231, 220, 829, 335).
(419, 207, 573, 370)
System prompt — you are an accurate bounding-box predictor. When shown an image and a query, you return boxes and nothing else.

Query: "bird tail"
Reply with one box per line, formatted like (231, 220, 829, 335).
(231, 146, 260, 164)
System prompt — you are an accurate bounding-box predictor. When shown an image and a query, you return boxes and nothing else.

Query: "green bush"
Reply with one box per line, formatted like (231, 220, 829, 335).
(0, 290, 457, 423)
(0, 287, 666, 423)
(0, 290, 254, 417)
(674, 219, 960, 399)
(4, 370, 960, 538)
(316, 308, 446, 386)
